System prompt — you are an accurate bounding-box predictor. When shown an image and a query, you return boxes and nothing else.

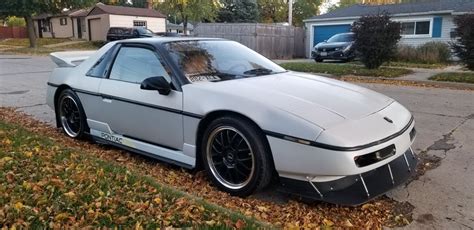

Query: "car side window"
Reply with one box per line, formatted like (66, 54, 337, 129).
(108, 46, 171, 84)
(86, 48, 114, 78)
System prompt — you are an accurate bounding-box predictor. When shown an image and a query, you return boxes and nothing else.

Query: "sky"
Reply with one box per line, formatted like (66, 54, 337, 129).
(320, 0, 339, 14)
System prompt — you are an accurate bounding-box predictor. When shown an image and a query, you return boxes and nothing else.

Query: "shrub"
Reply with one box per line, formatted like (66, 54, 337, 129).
(395, 42, 451, 64)
(451, 14, 474, 70)
(352, 12, 401, 69)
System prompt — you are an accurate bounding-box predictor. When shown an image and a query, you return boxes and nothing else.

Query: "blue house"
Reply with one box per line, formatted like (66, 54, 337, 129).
(304, 0, 474, 57)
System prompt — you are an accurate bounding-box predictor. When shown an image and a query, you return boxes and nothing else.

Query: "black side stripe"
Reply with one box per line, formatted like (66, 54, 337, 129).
(47, 82, 204, 119)
(264, 116, 414, 152)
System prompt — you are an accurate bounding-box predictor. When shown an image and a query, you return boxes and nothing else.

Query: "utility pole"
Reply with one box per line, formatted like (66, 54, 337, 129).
(288, 0, 293, 26)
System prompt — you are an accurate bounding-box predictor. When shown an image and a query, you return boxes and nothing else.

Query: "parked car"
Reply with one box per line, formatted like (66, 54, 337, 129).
(47, 38, 417, 205)
(106, 27, 156, 41)
(155, 32, 181, 37)
(312, 32, 355, 62)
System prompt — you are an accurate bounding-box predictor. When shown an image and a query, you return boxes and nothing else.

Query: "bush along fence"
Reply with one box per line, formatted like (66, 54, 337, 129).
(194, 23, 306, 59)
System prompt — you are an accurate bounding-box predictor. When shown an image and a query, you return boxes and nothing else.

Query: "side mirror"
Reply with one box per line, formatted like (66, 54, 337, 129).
(140, 76, 171, 95)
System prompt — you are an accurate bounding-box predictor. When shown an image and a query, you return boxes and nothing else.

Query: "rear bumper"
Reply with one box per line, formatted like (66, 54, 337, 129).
(279, 148, 417, 206)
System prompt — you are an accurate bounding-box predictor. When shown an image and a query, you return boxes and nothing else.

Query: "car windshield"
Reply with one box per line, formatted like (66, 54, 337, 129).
(136, 27, 154, 35)
(327, 33, 354, 43)
(165, 40, 286, 83)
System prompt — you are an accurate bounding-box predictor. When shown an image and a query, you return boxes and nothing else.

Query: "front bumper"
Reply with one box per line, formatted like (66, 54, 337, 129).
(312, 50, 354, 60)
(279, 148, 417, 206)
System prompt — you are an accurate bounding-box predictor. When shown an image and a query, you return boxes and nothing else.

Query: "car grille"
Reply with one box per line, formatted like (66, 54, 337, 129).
(318, 47, 338, 52)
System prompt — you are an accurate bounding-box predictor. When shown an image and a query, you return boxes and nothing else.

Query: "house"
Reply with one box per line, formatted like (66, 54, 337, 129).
(33, 2, 166, 41)
(33, 11, 78, 39)
(85, 3, 166, 41)
(304, 0, 474, 57)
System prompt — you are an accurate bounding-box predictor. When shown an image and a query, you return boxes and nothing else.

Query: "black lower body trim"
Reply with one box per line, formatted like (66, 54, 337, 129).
(91, 136, 193, 169)
(279, 148, 418, 206)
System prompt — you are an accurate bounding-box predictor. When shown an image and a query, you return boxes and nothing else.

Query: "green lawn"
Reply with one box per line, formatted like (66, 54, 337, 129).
(0, 121, 265, 228)
(0, 38, 103, 55)
(429, 72, 474, 84)
(0, 38, 71, 47)
(280, 62, 412, 78)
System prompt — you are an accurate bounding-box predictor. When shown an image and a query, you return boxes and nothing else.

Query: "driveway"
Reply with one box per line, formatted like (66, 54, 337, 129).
(1, 55, 473, 229)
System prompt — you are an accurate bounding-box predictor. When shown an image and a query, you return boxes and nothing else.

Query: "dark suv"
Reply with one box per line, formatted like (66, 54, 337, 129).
(312, 32, 355, 62)
(106, 27, 156, 41)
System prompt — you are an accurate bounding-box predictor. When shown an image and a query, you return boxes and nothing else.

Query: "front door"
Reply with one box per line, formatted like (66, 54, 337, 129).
(77, 18, 82, 39)
(37, 20, 43, 38)
(97, 44, 184, 150)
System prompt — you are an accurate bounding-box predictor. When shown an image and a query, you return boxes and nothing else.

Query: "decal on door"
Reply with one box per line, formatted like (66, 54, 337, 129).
(100, 132, 123, 144)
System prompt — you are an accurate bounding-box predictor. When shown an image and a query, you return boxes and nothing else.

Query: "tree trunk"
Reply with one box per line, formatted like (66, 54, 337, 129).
(183, 15, 188, 35)
(24, 15, 37, 48)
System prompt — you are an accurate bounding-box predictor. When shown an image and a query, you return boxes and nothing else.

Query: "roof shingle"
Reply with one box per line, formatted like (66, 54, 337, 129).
(309, 0, 474, 20)
(89, 3, 166, 18)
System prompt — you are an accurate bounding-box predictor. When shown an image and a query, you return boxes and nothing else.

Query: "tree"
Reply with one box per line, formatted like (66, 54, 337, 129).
(257, 0, 287, 23)
(217, 0, 259, 23)
(293, 0, 323, 27)
(157, 0, 218, 34)
(451, 13, 474, 70)
(0, 0, 95, 48)
(352, 12, 401, 69)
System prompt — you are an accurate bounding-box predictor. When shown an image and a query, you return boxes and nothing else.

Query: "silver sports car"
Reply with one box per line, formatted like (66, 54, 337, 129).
(46, 38, 417, 205)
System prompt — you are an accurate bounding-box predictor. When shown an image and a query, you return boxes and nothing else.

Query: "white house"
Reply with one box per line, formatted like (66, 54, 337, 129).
(85, 3, 166, 41)
(304, 0, 474, 58)
(33, 3, 167, 41)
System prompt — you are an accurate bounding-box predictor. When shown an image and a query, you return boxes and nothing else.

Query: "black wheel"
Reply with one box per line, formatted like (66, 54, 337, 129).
(315, 58, 323, 62)
(201, 116, 273, 196)
(57, 89, 88, 138)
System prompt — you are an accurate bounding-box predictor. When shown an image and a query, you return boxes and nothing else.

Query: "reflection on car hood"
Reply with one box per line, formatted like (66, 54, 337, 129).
(190, 71, 394, 129)
(315, 42, 352, 49)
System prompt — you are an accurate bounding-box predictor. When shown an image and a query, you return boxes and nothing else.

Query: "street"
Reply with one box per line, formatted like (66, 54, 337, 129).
(1, 55, 473, 229)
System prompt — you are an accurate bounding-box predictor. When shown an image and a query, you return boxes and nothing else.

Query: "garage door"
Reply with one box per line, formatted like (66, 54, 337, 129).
(88, 18, 102, 41)
(313, 24, 351, 46)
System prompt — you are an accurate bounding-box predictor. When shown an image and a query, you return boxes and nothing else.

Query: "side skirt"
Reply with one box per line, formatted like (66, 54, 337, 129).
(89, 129, 194, 169)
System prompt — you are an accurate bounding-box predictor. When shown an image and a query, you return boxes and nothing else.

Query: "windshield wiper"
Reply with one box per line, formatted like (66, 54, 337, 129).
(243, 68, 274, 76)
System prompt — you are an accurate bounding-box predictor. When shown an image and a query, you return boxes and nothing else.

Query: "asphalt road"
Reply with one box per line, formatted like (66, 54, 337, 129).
(1, 55, 473, 229)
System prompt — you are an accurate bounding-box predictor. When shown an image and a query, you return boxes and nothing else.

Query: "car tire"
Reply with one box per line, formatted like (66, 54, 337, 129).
(315, 58, 323, 63)
(56, 89, 88, 139)
(201, 116, 273, 196)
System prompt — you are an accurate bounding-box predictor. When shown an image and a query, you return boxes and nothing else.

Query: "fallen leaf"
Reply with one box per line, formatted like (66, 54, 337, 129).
(153, 197, 161, 204)
(55, 212, 69, 221)
(235, 219, 246, 229)
(14, 202, 23, 211)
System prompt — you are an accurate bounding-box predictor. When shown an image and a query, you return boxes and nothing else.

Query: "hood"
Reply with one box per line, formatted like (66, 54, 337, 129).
(190, 72, 393, 129)
(315, 42, 352, 49)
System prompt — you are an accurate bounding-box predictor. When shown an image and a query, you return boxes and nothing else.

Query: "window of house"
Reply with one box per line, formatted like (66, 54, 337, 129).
(400, 21, 430, 36)
(133, 20, 147, 27)
(60, 18, 68, 26)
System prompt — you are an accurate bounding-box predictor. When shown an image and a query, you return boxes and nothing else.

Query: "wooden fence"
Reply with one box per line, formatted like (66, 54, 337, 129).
(0, 26, 27, 39)
(194, 23, 305, 59)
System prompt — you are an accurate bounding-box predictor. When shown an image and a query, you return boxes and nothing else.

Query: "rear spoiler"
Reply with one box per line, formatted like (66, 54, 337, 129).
(50, 50, 96, 67)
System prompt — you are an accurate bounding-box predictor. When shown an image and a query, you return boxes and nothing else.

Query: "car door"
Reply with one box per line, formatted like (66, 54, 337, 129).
(97, 43, 184, 150)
